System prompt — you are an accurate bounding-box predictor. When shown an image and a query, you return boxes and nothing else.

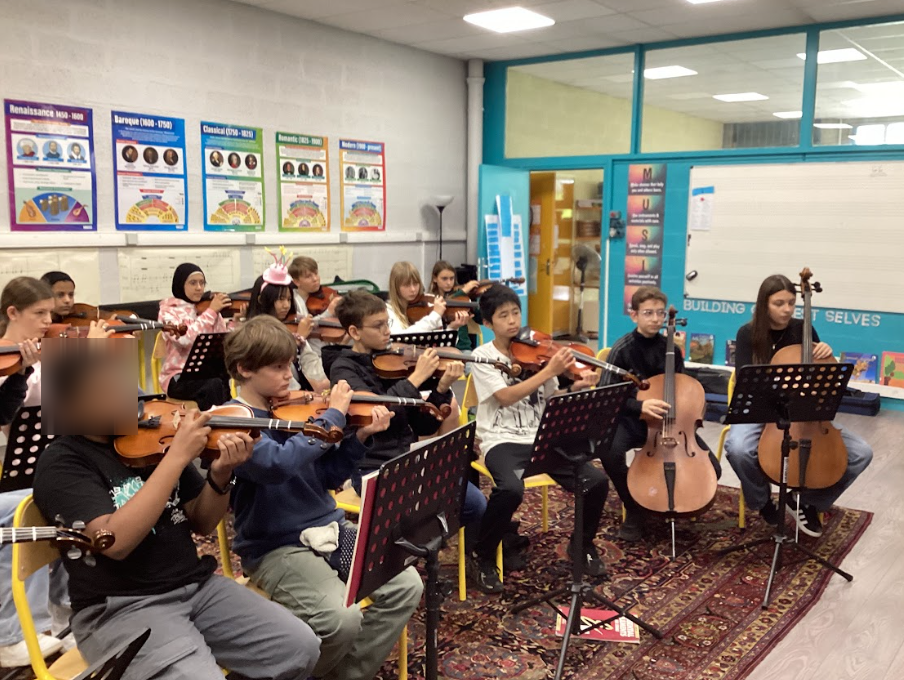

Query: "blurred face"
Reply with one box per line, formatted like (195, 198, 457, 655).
(293, 270, 320, 294)
(272, 290, 292, 321)
(434, 269, 456, 294)
(183, 272, 207, 303)
(5, 298, 54, 340)
(50, 281, 75, 316)
(767, 290, 796, 329)
(353, 310, 391, 351)
(629, 299, 667, 338)
(241, 360, 294, 399)
(399, 279, 421, 303)
(488, 301, 522, 339)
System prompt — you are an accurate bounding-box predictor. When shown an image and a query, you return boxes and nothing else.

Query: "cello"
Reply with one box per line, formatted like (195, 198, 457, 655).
(627, 307, 717, 520)
(756, 268, 847, 489)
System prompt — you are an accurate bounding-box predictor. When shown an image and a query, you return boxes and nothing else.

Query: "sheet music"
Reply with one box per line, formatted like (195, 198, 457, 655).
(0, 250, 101, 303)
(252, 246, 351, 281)
(117, 248, 241, 302)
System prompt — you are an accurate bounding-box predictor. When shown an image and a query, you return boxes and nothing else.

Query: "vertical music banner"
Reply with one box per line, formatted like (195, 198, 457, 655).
(624, 164, 667, 312)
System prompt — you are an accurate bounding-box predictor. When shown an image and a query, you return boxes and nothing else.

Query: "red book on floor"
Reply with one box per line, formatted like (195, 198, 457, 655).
(554, 607, 641, 643)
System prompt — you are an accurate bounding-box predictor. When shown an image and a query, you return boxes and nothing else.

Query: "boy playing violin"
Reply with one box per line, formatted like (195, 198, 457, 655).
(289, 255, 339, 357)
(601, 286, 720, 542)
(225, 315, 423, 680)
(32, 343, 318, 680)
(467, 285, 607, 594)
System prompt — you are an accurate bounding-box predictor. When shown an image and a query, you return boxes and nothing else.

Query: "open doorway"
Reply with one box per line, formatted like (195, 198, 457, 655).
(529, 169, 603, 341)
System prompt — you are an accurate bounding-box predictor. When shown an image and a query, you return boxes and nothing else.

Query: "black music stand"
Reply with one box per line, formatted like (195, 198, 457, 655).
(390, 330, 457, 348)
(719, 363, 854, 609)
(73, 628, 150, 680)
(346, 422, 475, 680)
(511, 384, 663, 680)
(0, 407, 54, 493)
(181, 333, 229, 382)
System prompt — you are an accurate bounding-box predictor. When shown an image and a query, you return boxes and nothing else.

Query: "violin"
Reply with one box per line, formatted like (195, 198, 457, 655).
(464, 277, 526, 300)
(59, 303, 138, 327)
(372, 343, 519, 379)
(271, 390, 451, 425)
(0, 324, 84, 375)
(405, 293, 478, 325)
(627, 307, 717, 516)
(510, 329, 648, 388)
(757, 268, 847, 489)
(283, 316, 347, 344)
(114, 400, 343, 467)
(305, 285, 341, 316)
(195, 290, 251, 319)
(102, 316, 187, 338)
(0, 524, 115, 558)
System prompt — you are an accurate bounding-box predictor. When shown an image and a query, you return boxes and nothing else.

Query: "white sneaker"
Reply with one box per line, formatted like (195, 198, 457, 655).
(0, 634, 64, 667)
(58, 633, 77, 652)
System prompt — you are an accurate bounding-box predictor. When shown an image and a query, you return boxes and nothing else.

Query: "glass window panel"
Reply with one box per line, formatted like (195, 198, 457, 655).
(813, 21, 904, 146)
(505, 53, 634, 158)
(641, 34, 806, 152)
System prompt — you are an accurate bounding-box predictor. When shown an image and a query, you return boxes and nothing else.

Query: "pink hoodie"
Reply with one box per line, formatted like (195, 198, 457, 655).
(157, 297, 227, 392)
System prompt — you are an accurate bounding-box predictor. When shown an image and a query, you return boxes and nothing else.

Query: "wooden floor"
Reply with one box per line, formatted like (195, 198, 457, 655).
(696, 410, 904, 680)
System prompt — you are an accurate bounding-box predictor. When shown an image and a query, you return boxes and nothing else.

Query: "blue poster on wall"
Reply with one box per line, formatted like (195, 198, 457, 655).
(484, 194, 526, 297)
(111, 111, 187, 231)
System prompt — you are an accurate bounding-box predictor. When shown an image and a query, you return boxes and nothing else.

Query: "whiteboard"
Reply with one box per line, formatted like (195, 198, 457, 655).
(684, 161, 904, 314)
(117, 248, 241, 302)
(252, 247, 351, 283)
(0, 250, 101, 304)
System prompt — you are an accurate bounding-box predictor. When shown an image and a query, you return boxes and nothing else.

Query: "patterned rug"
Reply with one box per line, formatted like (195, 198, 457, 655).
(203, 484, 870, 680)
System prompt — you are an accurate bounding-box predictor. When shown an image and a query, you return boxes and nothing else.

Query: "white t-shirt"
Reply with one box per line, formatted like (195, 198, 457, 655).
(386, 305, 443, 335)
(470, 342, 558, 455)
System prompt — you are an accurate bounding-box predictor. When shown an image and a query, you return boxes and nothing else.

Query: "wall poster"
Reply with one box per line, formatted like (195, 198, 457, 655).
(276, 131, 330, 231)
(201, 121, 264, 232)
(624, 163, 667, 312)
(339, 139, 385, 231)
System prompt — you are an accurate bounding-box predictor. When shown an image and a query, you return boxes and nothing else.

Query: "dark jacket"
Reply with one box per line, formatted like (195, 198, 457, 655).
(322, 345, 451, 477)
(0, 368, 32, 426)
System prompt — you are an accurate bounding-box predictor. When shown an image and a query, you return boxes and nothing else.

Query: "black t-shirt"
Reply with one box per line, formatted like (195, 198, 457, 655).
(735, 318, 820, 368)
(33, 436, 215, 611)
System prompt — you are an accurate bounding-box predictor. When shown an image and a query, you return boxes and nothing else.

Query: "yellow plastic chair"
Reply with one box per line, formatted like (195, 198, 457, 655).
(716, 371, 743, 527)
(216, 516, 408, 680)
(12, 496, 89, 680)
(136, 332, 147, 393)
(595, 347, 611, 362)
(151, 331, 167, 393)
(466, 319, 484, 347)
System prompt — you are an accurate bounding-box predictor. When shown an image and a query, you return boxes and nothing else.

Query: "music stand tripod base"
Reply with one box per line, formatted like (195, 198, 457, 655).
(508, 384, 663, 680)
(718, 363, 854, 609)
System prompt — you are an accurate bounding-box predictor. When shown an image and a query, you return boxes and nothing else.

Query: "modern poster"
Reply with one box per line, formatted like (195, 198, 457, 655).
(201, 121, 264, 232)
(276, 131, 330, 232)
(4, 99, 96, 231)
(112, 111, 187, 230)
(624, 163, 667, 312)
(339, 139, 385, 231)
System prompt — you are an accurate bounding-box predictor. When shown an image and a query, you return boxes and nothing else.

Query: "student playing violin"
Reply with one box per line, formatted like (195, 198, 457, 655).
(246, 252, 329, 393)
(224, 315, 420, 680)
(157, 263, 231, 410)
(430, 260, 479, 353)
(288, 255, 338, 357)
(32, 346, 318, 680)
(40, 271, 76, 322)
(387, 261, 469, 335)
(601, 286, 720, 543)
(725, 274, 872, 537)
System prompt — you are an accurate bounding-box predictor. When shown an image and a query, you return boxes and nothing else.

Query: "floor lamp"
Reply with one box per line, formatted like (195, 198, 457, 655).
(432, 195, 453, 260)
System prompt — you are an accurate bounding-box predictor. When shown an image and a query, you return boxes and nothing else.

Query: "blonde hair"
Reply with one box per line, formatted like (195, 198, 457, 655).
(0, 277, 53, 336)
(388, 261, 424, 330)
(224, 315, 296, 384)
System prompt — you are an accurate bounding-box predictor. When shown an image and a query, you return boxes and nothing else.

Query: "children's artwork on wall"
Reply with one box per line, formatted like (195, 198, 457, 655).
(689, 332, 715, 364)
(840, 352, 878, 384)
(880, 352, 904, 387)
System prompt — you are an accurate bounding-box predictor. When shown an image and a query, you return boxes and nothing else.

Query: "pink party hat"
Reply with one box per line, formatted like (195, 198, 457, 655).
(261, 246, 293, 289)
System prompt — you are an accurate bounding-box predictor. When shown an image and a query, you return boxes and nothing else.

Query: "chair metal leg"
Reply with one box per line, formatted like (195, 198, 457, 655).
(541, 486, 549, 532)
(739, 493, 746, 529)
(497, 542, 504, 584)
(458, 527, 466, 601)
(398, 626, 408, 680)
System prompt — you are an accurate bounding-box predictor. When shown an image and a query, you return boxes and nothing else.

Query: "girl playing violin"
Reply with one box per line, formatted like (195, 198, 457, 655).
(430, 260, 479, 353)
(387, 261, 469, 335)
(157, 263, 231, 410)
(246, 251, 329, 393)
(725, 274, 872, 537)
(40, 271, 76, 322)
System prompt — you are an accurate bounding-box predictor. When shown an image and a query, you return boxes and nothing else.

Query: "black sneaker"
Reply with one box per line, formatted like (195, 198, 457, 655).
(785, 497, 823, 537)
(468, 554, 503, 594)
(502, 530, 530, 553)
(503, 549, 527, 573)
(618, 509, 644, 542)
(567, 539, 609, 579)
(759, 500, 782, 526)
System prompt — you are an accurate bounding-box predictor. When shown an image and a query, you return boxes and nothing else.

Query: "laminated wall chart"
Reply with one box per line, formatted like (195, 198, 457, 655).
(484, 195, 526, 297)
(117, 248, 242, 302)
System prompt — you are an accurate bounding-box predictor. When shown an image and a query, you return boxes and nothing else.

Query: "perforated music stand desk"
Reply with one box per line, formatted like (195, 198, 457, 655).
(345, 422, 475, 680)
(0, 406, 54, 493)
(514, 382, 662, 680)
(181, 333, 229, 382)
(74, 628, 150, 680)
(721, 362, 854, 609)
(390, 330, 457, 348)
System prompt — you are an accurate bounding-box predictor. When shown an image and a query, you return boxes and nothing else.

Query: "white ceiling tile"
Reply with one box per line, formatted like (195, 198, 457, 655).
(413, 33, 526, 54)
(662, 9, 812, 38)
(532, 0, 618, 21)
(417, 0, 553, 17)
(578, 14, 653, 33)
(321, 5, 449, 33)
(543, 36, 630, 50)
(373, 19, 485, 43)
(600, 0, 677, 11)
(615, 27, 680, 43)
(239, 0, 398, 19)
(804, 0, 904, 23)
(469, 43, 567, 60)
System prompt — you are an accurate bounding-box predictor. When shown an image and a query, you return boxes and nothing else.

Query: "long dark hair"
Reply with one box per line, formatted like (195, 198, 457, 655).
(751, 274, 795, 364)
(246, 275, 297, 321)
